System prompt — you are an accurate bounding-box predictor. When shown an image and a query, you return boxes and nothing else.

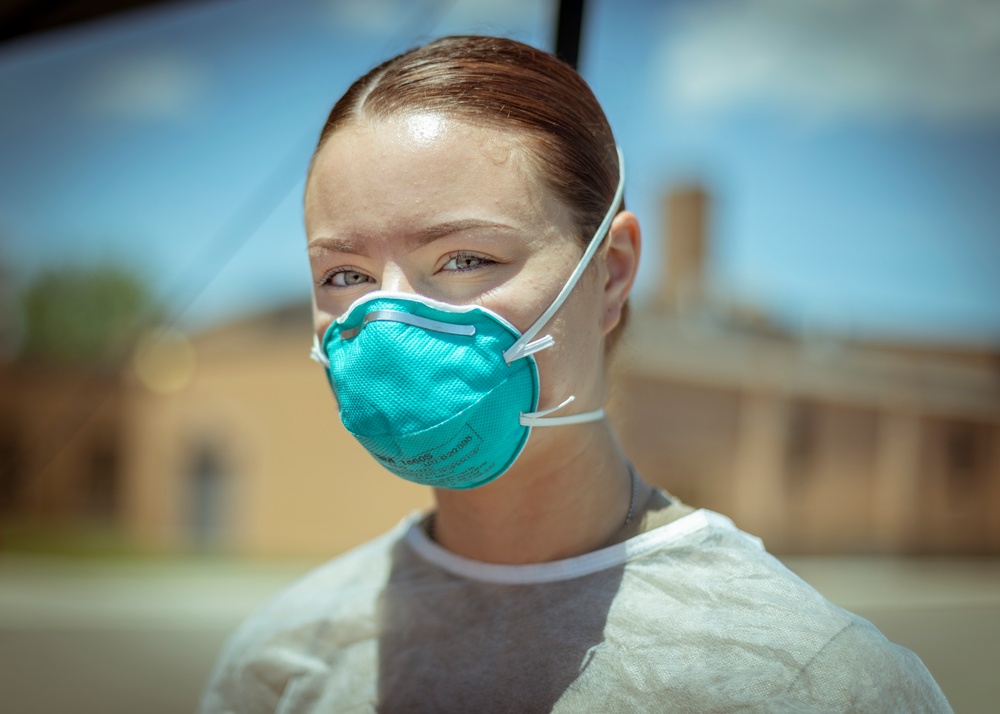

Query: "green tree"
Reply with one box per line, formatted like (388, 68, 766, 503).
(19, 263, 156, 367)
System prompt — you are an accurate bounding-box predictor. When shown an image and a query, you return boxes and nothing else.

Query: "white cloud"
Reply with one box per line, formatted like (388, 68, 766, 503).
(657, 0, 1000, 124)
(83, 50, 205, 120)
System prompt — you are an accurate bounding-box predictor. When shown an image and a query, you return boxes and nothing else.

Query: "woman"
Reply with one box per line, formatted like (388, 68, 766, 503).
(200, 36, 950, 713)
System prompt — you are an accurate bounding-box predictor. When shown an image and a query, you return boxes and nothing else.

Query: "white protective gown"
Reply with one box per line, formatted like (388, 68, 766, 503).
(199, 507, 952, 713)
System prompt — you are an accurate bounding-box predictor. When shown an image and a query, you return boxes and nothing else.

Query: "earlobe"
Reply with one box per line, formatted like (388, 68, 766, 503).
(600, 211, 641, 334)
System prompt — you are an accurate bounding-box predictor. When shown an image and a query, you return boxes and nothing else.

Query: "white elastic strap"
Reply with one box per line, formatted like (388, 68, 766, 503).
(516, 335, 555, 359)
(523, 395, 575, 419)
(504, 147, 625, 365)
(519, 395, 606, 427)
(521, 408, 606, 428)
(310, 335, 329, 367)
(310, 335, 340, 408)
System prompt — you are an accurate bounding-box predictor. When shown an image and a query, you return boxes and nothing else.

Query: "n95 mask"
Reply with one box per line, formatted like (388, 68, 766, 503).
(311, 148, 625, 490)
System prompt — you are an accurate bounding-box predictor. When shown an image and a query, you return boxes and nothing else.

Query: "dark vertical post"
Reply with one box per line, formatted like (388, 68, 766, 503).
(554, 0, 587, 70)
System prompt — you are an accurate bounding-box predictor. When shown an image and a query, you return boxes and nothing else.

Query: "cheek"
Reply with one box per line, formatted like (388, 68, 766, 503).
(530, 273, 606, 401)
(482, 240, 583, 332)
(311, 295, 335, 342)
(480, 266, 562, 333)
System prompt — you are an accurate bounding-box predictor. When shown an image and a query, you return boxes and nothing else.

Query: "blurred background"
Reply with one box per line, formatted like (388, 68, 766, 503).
(1, 0, 998, 712)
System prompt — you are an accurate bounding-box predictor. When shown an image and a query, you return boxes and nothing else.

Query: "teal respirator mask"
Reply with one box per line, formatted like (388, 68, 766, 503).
(311, 149, 625, 490)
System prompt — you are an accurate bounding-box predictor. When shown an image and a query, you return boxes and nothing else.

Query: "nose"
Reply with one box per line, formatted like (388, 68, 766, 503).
(380, 264, 419, 294)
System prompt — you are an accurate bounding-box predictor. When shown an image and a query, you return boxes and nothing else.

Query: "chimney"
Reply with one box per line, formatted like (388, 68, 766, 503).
(657, 186, 708, 313)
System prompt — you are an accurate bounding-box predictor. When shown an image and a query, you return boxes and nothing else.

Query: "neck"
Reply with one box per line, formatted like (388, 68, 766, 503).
(429, 423, 645, 564)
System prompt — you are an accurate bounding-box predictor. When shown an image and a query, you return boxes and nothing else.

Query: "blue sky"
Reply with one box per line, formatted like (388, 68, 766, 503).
(1, 0, 998, 344)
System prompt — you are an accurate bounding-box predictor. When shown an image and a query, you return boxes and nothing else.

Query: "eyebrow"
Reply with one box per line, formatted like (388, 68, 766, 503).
(307, 219, 517, 257)
(307, 236, 364, 257)
(407, 219, 517, 248)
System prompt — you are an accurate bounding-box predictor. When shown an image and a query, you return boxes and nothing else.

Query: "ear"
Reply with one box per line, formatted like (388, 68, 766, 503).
(599, 210, 641, 335)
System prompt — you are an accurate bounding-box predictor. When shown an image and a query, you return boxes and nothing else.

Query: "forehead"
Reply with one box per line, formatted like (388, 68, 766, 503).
(304, 114, 568, 242)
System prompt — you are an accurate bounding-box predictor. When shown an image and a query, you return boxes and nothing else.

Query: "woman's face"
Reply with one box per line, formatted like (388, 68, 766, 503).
(305, 113, 612, 414)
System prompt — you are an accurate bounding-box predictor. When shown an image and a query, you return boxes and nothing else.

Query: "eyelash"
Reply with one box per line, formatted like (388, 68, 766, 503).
(318, 267, 373, 288)
(317, 252, 498, 289)
(441, 252, 497, 272)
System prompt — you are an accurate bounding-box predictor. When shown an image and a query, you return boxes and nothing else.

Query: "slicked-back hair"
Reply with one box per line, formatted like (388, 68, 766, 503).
(311, 35, 629, 343)
(313, 35, 621, 246)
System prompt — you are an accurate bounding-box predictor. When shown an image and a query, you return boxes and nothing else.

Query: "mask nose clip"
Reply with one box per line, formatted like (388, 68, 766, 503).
(341, 310, 477, 341)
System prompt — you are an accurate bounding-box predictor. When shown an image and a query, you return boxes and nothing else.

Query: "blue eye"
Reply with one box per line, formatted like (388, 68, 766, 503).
(326, 269, 374, 287)
(442, 253, 495, 272)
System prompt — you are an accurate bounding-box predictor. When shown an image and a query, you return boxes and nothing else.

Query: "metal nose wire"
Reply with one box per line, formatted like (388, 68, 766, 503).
(339, 310, 477, 340)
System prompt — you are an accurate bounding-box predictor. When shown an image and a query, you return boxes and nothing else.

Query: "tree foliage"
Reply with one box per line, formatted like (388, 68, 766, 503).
(19, 264, 156, 367)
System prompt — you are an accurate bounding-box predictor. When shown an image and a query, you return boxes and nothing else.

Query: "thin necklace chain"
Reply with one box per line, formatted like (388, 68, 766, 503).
(427, 464, 640, 543)
(623, 463, 638, 525)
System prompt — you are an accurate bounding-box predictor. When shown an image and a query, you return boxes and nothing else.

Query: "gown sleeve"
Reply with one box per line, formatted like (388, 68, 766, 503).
(782, 618, 953, 713)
